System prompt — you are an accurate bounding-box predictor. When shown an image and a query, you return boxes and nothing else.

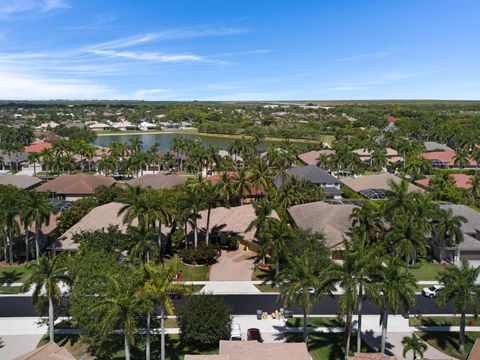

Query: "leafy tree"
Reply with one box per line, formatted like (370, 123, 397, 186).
(58, 197, 98, 233)
(21, 192, 52, 259)
(23, 255, 71, 342)
(402, 334, 427, 360)
(437, 259, 480, 354)
(177, 294, 232, 349)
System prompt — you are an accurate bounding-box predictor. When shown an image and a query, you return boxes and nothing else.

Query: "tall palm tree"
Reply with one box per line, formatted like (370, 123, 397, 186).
(27, 152, 41, 176)
(384, 180, 413, 220)
(233, 168, 252, 205)
(250, 158, 273, 192)
(278, 249, 332, 343)
(315, 153, 331, 170)
(0, 191, 20, 264)
(22, 192, 52, 260)
(376, 256, 416, 354)
(23, 255, 71, 343)
(216, 172, 237, 205)
(127, 226, 159, 263)
(402, 334, 427, 359)
(468, 174, 480, 206)
(99, 273, 138, 360)
(432, 208, 466, 263)
(350, 202, 384, 244)
(436, 259, 480, 354)
(454, 149, 470, 168)
(201, 182, 226, 245)
(135, 262, 190, 360)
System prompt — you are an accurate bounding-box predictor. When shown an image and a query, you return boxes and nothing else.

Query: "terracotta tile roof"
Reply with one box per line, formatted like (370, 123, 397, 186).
(419, 150, 477, 167)
(415, 174, 473, 190)
(24, 142, 53, 153)
(218, 340, 312, 360)
(36, 174, 115, 195)
(127, 174, 187, 189)
(14, 342, 76, 360)
(298, 149, 335, 166)
(348, 353, 396, 360)
(341, 173, 422, 193)
(387, 117, 397, 123)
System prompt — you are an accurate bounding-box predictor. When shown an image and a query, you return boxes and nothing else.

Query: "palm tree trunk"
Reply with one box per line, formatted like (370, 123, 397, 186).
(7, 230, 13, 265)
(302, 309, 308, 343)
(356, 286, 363, 353)
(33, 162, 37, 176)
(184, 222, 188, 249)
(440, 237, 446, 264)
(405, 254, 409, 274)
(194, 219, 198, 249)
(459, 312, 466, 354)
(24, 224, 29, 262)
(275, 255, 280, 287)
(146, 311, 151, 360)
(345, 309, 353, 359)
(157, 222, 162, 260)
(35, 224, 40, 260)
(206, 208, 211, 246)
(381, 310, 389, 354)
(124, 333, 131, 360)
(48, 295, 54, 342)
(161, 307, 166, 360)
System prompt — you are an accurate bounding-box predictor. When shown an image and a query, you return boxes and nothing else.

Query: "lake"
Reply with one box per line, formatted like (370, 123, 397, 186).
(92, 133, 280, 151)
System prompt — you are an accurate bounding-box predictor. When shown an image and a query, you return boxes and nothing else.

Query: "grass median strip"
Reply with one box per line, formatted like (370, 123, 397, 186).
(410, 316, 480, 327)
(416, 331, 480, 360)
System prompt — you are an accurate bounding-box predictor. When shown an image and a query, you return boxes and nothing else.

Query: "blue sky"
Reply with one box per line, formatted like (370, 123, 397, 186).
(0, 0, 479, 100)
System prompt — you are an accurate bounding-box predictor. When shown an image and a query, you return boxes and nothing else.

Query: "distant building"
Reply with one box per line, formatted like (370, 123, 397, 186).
(0, 173, 42, 190)
(88, 121, 111, 131)
(24, 142, 53, 154)
(298, 149, 335, 166)
(424, 141, 452, 152)
(127, 174, 187, 190)
(419, 149, 477, 168)
(138, 121, 157, 130)
(112, 121, 137, 131)
(415, 174, 473, 190)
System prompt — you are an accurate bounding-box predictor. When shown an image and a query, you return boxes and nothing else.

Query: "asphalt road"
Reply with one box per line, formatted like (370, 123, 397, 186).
(0, 294, 464, 318)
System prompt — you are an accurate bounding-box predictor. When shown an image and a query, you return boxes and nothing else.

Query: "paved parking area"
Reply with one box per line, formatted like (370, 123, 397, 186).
(209, 248, 256, 281)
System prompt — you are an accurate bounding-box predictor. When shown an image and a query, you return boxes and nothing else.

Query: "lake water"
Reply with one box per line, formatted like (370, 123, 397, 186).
(92, 133, 278, 151)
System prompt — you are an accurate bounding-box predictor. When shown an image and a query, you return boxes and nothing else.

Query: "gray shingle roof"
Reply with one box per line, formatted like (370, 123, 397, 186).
(0, 173, 42, 189)
(274, 165, 342, 187)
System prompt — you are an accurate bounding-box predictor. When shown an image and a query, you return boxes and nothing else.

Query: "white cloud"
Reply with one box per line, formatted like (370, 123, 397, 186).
(0, 0, 68, 19)
(89, 49, 205, 63)
(339, 51, 391, 62)
(0, 72, 116, 99)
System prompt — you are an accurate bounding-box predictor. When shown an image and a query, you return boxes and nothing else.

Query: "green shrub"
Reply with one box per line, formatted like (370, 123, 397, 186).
(180, 244, 219, 265)
(226, 235, 240, 250)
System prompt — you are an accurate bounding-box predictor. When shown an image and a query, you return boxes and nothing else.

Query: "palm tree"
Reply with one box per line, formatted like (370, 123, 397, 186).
(23, 255, 71, 343)
(216, 172, 237, 205)
(99, 273, 138, 360)
(376, 256, 416, 354)
(315, 153, 331, 170)
(128, 137, 143, 154)
(350, 202, 384, 244)
(436, 259, 480, 354)
(432, 208, 466, 263)
(135, 262, 190, 360)
(260, 218, 295, 286)
(250, 158, 273, 192)
(468, 174, 480, 206)
(27, 152, 41, 176)
(402, 334, 427, 359)
(127, 226, 159, 263)
(201, 181, 226, 245)
(278, 248, 332, 343)
(384, 180, 414, 220)
(233, 168, 252, 205)
(22, 192, 52, 260)
(0, 192, 20, 264)
(385, 215, 427, 273)
(454, 149, 470, 168)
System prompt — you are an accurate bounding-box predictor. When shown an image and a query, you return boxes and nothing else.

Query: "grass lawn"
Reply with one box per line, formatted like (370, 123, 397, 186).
(254, 284, 280, 292)
(404, 258, 446, 281)
(251, 264, 275, 282)
(410, 316, 480, 327)
(0, 286, 23, 294)
(165, 256, 209, 281)
(416, 331, 480, 360)
(0, 263, 30, 284)
(285, 317, 345, 328)
(284, 332, 372, 360)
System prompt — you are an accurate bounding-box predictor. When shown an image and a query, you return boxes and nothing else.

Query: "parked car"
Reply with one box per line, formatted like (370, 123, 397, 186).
(230, 323, 242, 341)
(422, 284, 445, 298)
(247, 328, 263, 342)
(297, 287, 315, 295)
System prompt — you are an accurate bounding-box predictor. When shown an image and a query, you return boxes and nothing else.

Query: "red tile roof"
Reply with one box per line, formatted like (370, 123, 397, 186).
(387, 117, 397, 123)
(415, 174, 473, 190)
(24, 142, 53, 153)
(419, 150, 477, 167)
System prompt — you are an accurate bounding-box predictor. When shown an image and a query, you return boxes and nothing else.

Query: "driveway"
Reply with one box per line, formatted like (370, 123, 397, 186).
(209, 248, 256, 281)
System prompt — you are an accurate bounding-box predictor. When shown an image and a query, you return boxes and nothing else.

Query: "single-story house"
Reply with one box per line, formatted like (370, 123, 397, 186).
(88, 121, 111, 131)
(415, 174, 473, 190)
(36, 121, 59, 131)
(14, 342, 76, 360)
(341, 173, 422, 200)
(36, 173, 115, 200)
(185, 340, 311, 360)
(112, 121, 137, 131)
(0, 173, 42, 190)
(353, 148, 402, 164)
(424, 141, 452, 152)
(419, 150, 477, 169)
(24, 142, 53, 153)
(274, 165, 342, 199)
(127, 174, 187, 189)
(0, 151, 29, 170)
(298, 149, 335, 166)
(288, 200, 360, 249)
(51, 202, 143, 252)
(435, 204, 480, 261)
(219, 149, 244, 166)
(138, 121, 157, 130)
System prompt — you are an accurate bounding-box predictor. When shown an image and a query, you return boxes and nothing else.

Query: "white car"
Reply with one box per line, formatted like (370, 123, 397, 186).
(422, 284, 445, 298)
(230, 323, 242, 341)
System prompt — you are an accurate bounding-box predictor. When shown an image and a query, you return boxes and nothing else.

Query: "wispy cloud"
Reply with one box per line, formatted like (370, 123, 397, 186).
(89, 49, 206, 63)
(67, 13, 116, 30)
(0, 0, 69, 19)
(339, 50, 391, 62)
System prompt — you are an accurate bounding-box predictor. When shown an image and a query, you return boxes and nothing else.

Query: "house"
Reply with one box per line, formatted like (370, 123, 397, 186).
(0, 151, 28, 170)
(36, 121, 59, 131)
(341, 173, 422, 200)
(353, 148, 402, 164)
(219, 149, 244, 167)
(180, 121, 194, 129)
(288, 200, 360, 249)
(435, 204, 480, 261)
(298, 149, 335, 166)
(274, 165, 343, 199)
(206, 172, 266, 202)
(185, 340, 312, 360)
(138, 121, 157, 130)
(127, 174, 187, 189)
(424, 141, 452, 152)
(88, 121, 111, 131)
(419, 149, 477, 169)
(112, 121, 137, 131)
(14, 342, 76, 360)
(36, 173, 115, 200)
(415, 174, 473, 190)
(0, 173, 42, 190)
(51, 202, 147, 252)
(24, 142, 53, 153)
